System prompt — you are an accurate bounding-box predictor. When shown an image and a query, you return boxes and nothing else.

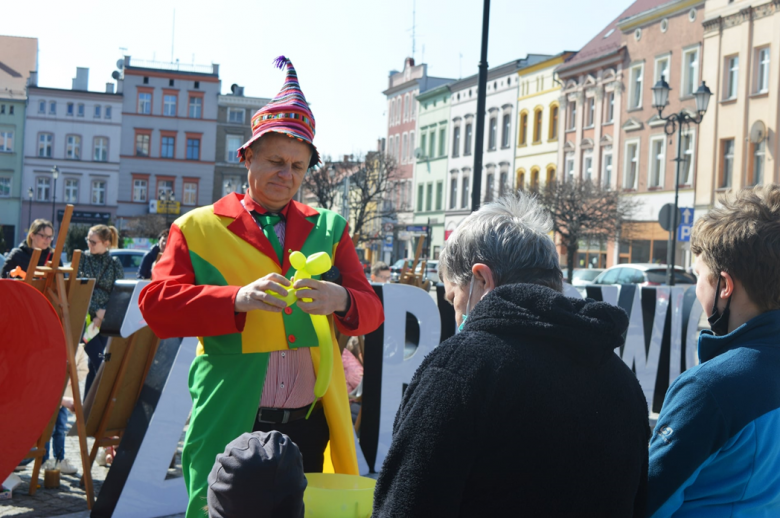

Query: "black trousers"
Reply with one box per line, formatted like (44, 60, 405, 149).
(253, 405, 329, 473)
(84, 333, 108, 398)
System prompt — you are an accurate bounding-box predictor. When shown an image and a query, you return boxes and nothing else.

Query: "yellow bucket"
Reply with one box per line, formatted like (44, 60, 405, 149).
(303, 473, 376, 518)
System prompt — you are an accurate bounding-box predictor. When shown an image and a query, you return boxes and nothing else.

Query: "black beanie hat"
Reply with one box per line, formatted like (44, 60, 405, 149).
(207, 431, 307, 518)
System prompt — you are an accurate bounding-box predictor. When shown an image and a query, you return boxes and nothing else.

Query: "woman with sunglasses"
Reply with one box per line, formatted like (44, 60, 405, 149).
(77, 224, 124, 398)
(1, 219, 55, 278)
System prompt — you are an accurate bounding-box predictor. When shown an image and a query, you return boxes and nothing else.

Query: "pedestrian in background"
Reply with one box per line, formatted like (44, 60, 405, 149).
(1, 219, 54, 278)
(370, 261, 391, 283)
(137, 229, 169, 280)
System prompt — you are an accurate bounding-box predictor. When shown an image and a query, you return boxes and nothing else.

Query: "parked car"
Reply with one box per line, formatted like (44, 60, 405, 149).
(592, 263, 696, 286)
(110, 249, 147, 278)
(415, 260, 440, 284)
(390, 259, 413, 282)
(570, 268, 605, 287)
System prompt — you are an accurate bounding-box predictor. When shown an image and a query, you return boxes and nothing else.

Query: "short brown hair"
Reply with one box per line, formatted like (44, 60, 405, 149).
(691, 185, 780, 311)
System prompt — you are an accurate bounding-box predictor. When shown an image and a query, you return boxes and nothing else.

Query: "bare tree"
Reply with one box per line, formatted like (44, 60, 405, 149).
(302, 155, 341, 210)
(535, 179, 640, 283)
(346, 152, 399, 244)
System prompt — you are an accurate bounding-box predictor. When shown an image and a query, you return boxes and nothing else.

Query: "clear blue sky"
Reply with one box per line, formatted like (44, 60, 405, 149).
(2, 0, 629, 157)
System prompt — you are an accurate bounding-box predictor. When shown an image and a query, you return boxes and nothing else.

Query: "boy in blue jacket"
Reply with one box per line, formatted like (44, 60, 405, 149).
(648, 185, 780, 517)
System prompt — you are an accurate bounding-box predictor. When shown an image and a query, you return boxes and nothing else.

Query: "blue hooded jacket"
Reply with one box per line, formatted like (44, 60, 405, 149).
(648, 309, 780, 517)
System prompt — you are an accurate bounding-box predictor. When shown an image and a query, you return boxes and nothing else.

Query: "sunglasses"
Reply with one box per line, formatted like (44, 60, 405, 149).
(35, 233, 54, 241)
(85, 238, 100, 246)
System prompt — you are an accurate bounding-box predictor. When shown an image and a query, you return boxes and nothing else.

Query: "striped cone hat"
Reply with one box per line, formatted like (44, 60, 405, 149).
(238, 56, 320, 168)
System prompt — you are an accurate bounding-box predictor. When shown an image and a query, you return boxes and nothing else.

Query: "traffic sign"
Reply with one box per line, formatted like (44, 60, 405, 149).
(677, 207, 694, 242)
(405, 225, 428, 233)
(383, 222, 394, 232)
(658, 204, 680, 231)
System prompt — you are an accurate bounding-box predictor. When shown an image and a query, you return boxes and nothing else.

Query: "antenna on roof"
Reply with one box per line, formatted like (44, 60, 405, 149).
(171, 9, 176, 63)
(412, 0, 416, 60)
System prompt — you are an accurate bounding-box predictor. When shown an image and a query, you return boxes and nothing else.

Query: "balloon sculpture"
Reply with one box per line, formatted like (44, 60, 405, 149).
(267, 251, 334, 418)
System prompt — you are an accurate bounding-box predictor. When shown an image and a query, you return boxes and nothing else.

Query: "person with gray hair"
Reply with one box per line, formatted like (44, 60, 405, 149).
(373, 193, 650, 517)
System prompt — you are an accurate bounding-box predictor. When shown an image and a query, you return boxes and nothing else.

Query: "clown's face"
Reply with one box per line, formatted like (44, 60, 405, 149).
(244, 133, 312, 212)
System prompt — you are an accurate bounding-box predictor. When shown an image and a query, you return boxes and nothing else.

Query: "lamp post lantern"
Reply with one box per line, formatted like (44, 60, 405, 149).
(651, 79, 711, 285)
(50, 165, 59, 226)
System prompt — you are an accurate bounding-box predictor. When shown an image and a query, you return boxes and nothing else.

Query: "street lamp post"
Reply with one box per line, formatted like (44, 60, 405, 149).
(160, 190, 176, 229)
(50, 165, 59, 227)
(27, 187, 33, 231)
(651, 78, 712, 286)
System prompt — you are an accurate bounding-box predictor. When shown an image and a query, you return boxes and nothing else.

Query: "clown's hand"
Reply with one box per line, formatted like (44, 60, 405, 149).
(294, 278, 349, 315)
(235, 273, 291, 313)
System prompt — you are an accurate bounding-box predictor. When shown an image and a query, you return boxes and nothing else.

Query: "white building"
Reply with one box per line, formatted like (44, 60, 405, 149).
(22, 68, 123, 231)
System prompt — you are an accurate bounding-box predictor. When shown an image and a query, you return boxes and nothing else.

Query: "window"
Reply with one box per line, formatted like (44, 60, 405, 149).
(655, 56, 670, 83)
(135, 133, 150, 157)
(161, 136, 175, 158)
(222, 175, 241, 196)
(546, 166, 556, 186)
(461, 176, 470, 208)
(105, 106, 112, 119)
(485, 173, 495, 202)
(565, 154, 575, 180)
(720, 139, 734, 188)
(682, 47, 699, 97)
(36, 177, 50, 201)
(625, 141, 639, 189)
(586, 97, 595, 127)
(64, 179, 78, 203)
(409, 131, 415, 161)
(568, 101, 577, 129)
(183, 182, 198, 206)
(452, 126, 460, 157)
(649, 137, 665, 188)
(157, 179, 174, 199)
(94, 105, 102, 118)
(228, 108, 245, 123)
(502, 114, 511, 148)
(439, 127, 446, 156)
(186, 138, 201, 160)
(449, 177, 458, 209)
(404, 94, 411, 121)
(428, 131, 436, 158)
(66, 135, 81, 160)
(67, 103, 74, 116)
(549, 105, 559, 140)
(91, 180, 106, 205)
(603, 153, 613, 187)
(226, 135, 242, 163)
(164, 95, 177, 116)
(464, 123, 473, 155)
(194, 81, 200, 89)
(426, 183, 433, 211)
(605, 92, 614, 123)
(725, 56, 739, 99)
(49, 101, 56, 115)
(533, 109, 543, 142)
(420, 133, 427, 158)
(519, 111, 528, 145)
(530, 169, 539, 190)
(681, 132, 694, 185)
(133, 179, 148, 202)
(38, 100, 46, 114)
(138, 92, 151, 114)
(750, 141, 765, 186)
(188, 96, 202, 118)
(630, 64, 643, 109)
(417, 184, 425, 211)
(488, 116, 497, 150)
(756, 47, 770, 93)
(38, 133, 53, 157)
(517, 169, 526, 190)
(77, 104, 85, 117)
(435, 181, 443, 211)
(0, 177, 10, 197)
(411, 94, 416, 119)
(499, 171, 508, 197)
(583, 154, 593, 181)
(0, 131, 13, 152)
(93, 137, 108, 162)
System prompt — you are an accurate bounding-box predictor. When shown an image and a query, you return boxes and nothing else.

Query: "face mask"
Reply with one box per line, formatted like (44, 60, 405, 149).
(457, 277, 476, 334)
(707, 275, 732, 336)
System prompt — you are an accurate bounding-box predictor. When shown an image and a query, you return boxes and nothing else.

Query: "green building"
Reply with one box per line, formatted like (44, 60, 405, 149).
(413, 83, 452, 261)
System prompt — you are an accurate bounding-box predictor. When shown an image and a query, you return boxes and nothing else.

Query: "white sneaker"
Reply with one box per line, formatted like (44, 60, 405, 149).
(42, 459, 57, 471)
(55, 459, 78, 475)
(96, 447, 108, 467)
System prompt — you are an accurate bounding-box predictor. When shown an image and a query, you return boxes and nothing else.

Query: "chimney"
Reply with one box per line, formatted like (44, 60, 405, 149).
(28, 71, 38, 87)
(212, 63, 220, 76)
(405, 57, 415, 68)
(343, 155, 351, 163)
(72, 67, 89, 91)
(106, 83, 115, 94)
(377, 138, 386, 153)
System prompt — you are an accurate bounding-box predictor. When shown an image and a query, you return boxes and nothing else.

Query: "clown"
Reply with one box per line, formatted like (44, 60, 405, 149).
(139, 56, 383, 518)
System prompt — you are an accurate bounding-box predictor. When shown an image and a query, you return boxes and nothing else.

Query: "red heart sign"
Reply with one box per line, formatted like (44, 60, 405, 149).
(0, 280, 67, 482)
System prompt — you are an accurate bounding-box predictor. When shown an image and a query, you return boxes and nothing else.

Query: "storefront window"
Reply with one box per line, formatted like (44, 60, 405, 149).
(630, 240, 651, 263)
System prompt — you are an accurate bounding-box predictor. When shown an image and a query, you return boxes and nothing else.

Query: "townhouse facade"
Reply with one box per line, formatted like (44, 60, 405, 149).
(22, 68, 123, 235)
(0, 35, 37, 246)
(696, 0, 780, 215)
(116, 56, 220, 227)
(515, 52, 575, 192)
(214, 86, 269, 202)
(413, 83, 452, 259)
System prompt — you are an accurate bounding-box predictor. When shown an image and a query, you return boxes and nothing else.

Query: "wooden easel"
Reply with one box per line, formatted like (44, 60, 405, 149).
(23, 205, 96, 508)
(398, 235, 431, 290)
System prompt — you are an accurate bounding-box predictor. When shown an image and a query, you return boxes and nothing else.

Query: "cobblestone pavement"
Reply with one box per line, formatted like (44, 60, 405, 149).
(1, 413, 185, 518)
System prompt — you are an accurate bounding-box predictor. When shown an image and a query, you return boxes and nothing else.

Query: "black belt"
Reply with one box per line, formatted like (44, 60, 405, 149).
(256, 402, 321, 424)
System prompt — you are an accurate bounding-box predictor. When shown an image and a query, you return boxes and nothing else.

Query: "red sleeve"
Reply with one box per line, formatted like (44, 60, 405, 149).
(332, 224, 384, 336)
(139, 224, 245, 339)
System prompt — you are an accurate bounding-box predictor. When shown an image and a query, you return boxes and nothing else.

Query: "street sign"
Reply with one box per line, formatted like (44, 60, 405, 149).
(57, 210, 111, 225)
(383, 222, 394, 232)
(157, 200, 181, 215)
(658, 204, 680, 231)
(405, 225, 428, 233)
(677, 207, 694, 242)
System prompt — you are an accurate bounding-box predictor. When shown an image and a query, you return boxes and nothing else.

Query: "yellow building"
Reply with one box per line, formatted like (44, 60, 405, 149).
(515, 53, 575, 191)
